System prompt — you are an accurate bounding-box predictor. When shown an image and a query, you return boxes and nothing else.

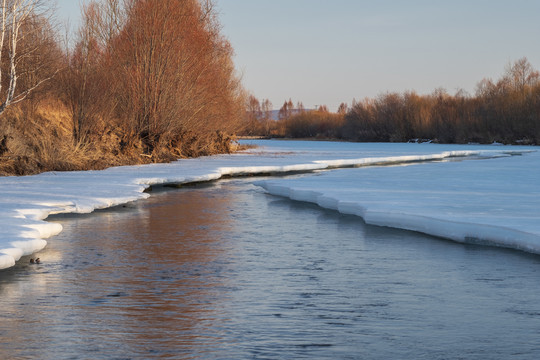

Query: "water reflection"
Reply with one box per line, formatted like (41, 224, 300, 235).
(0, 184, 236, 359)
(1, 180, 540, 359)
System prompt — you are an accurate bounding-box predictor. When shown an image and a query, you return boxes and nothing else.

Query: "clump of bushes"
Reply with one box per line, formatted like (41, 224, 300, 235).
(0, 0, 245, 176)
(244, 58, 540, 145)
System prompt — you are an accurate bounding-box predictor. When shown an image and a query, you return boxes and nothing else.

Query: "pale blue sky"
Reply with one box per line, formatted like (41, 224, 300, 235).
(57, 0, 540, 111)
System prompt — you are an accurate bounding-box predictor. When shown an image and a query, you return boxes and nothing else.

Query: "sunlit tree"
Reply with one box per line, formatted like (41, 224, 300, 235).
(0, 0, 57, 115)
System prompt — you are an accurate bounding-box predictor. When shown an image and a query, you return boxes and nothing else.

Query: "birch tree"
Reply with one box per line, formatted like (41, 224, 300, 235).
(0, 0, 54, 115)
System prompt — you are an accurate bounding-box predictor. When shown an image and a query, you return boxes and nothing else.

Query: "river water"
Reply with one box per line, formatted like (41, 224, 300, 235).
(1, 178, 540, 359)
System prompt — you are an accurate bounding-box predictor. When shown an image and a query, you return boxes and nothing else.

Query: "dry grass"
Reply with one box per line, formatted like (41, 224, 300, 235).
(0, 101, 240, 176)
(1, 101, 130, 175)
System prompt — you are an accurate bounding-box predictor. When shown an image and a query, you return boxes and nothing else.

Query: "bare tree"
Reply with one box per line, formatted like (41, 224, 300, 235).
(0, 0, 55, 115)
(63, 1, 106, 143)
(261, 98, 272, 136)
(504, 57, 540, 91)
(278, 100, 291, 120)
(108, 0, 243, 153)
(337, 102, 348, 114)
(261, 99, 272, 119)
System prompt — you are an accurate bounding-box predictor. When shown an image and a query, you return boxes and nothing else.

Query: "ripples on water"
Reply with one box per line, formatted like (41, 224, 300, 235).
(1, 179, 540, 359)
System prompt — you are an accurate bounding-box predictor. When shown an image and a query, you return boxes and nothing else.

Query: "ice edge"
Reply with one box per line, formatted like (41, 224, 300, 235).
(0, 149, 531, 269)
(260, 186, 540, 254)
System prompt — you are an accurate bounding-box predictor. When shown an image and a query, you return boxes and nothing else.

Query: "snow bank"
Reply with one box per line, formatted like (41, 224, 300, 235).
(257, 147, 540, 253)
(0, 140, 536, 269)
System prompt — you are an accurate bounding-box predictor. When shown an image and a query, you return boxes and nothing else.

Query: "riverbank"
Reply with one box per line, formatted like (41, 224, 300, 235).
(0, 102, 240, 177)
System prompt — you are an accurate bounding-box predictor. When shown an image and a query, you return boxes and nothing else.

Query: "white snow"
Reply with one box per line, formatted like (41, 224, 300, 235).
(0, 140, 538, 269)
(256, 142, 540, 253)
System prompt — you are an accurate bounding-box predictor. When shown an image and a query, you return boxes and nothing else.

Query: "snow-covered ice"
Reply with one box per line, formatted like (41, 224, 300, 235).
(256, 142, 540, 253)
(0, 140, 538, 269)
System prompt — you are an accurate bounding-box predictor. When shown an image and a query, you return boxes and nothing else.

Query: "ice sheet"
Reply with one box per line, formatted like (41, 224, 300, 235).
(257, 145, 540, 253)
(0, 140, 537, 269)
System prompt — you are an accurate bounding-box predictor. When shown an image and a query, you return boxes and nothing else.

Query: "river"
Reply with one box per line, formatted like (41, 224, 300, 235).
(1, 178, 540, 359)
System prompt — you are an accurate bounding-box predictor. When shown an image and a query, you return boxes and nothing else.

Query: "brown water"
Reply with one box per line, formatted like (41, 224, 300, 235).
(1, 179, 540, 359)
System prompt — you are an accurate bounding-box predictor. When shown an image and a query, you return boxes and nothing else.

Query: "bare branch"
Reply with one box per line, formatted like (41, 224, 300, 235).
(0, 0, 56, 115)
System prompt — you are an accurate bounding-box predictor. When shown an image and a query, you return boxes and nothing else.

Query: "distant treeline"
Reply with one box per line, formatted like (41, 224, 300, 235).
(244, 58, 540, 145)
(0, 0, 244, 175)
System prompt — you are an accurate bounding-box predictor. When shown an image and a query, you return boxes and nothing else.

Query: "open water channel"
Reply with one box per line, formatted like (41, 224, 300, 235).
(1, 177, 540, 359)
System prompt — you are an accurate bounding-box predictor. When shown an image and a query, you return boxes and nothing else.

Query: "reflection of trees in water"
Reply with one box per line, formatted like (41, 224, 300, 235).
(118, 188, 235, 352)
(86, 187, 236, 354)
(0, 185, 237, 358)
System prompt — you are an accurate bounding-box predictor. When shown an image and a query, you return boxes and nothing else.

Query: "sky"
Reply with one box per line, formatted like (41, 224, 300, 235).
(56, 0, 540, 111)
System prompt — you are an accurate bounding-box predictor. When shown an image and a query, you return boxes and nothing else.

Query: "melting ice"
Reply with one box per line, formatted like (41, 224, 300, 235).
(0, 140, 538, 269)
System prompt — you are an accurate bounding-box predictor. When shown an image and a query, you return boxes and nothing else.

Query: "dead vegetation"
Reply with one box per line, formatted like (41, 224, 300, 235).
(243, 58, 540, 145)
(0, 99, 241, 176)
(0, 0, 246, 176)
